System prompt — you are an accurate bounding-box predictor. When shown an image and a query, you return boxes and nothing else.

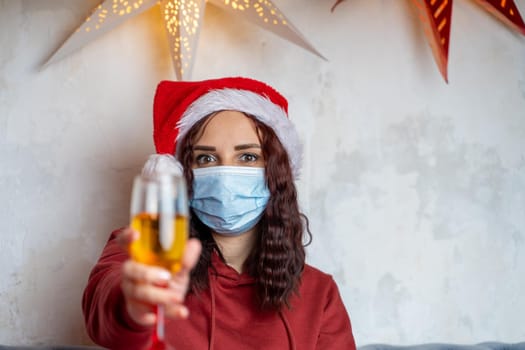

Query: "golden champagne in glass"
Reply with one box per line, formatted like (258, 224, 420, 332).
(130, 213, 188, 273)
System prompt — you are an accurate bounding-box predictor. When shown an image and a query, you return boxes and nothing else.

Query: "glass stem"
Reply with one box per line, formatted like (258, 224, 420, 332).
(156, 304, 165, 342)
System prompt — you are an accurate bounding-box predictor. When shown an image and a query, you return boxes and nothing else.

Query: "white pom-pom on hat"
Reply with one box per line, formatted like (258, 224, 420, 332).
(141, 154, 183, 177)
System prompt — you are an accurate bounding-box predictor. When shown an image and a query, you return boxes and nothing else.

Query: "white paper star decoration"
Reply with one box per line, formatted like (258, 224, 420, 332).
(45, 0, 323, 80)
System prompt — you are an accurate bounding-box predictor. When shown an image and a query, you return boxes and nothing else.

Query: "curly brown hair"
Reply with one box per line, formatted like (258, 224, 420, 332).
(177, 112, 312, 311)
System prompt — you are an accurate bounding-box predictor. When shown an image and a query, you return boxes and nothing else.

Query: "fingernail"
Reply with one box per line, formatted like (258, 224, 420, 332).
(131, 230, 140, 240)
(157, 270, 172, 281)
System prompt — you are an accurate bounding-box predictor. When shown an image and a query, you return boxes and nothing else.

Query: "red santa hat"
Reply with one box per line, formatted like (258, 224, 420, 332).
(153, 77, 303, 178)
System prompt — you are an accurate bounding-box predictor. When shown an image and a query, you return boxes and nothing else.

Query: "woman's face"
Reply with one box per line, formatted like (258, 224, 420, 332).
(191, 110, 265, 169)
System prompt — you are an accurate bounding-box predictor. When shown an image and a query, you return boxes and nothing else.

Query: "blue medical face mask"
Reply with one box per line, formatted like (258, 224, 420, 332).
(190, 166, 270, 236)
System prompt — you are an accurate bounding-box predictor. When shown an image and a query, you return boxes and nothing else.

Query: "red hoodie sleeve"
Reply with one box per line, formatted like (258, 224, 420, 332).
(316, 277, 357, 350)
(82, 229, 152, 349)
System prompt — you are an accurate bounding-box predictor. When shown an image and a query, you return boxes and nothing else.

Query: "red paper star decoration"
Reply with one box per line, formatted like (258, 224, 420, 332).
(332, 0, 525, 83)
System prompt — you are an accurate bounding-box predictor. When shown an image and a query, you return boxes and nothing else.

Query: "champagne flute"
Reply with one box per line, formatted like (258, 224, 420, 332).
(129, 172, 189, 350)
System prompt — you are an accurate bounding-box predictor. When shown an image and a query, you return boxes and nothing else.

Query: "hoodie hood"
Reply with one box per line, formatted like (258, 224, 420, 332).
(206, 251, 295, 350)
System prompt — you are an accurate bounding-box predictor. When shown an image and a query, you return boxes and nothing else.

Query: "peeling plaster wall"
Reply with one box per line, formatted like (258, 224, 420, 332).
(1, 0, 524, 346)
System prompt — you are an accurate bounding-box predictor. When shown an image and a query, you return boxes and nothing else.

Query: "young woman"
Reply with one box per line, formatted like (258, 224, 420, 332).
(82, 77, 356, 350)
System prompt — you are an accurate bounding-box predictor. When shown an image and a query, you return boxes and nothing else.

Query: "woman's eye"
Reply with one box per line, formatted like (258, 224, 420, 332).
(239, 153, 259, 163)
(195, 154, 216, 165)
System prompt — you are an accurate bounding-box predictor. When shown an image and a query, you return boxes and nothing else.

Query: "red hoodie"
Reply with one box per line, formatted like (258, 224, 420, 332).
(83, 231, 356, 350)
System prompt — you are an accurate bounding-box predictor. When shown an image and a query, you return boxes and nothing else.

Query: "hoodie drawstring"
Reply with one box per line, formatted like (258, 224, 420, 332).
(279, 310, 296, 350)
(209, 276, 216, 350)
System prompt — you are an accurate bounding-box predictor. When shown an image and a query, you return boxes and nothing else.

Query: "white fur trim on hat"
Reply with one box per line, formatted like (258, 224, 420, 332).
(175, 88, 303, 178)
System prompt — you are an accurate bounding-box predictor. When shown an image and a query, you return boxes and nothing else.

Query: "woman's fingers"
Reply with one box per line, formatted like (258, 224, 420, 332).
(116, 227, 139, 249)
(120, 236, 202, 326)
(125, 301, 157, 326)
(163, 240, 201, 320)
(123, 260, 172, 285)
(180, 238, 202, 274)
(121, 263, 187, 326)
(164, 303, 189, 319)
(125, 300, 189, 326)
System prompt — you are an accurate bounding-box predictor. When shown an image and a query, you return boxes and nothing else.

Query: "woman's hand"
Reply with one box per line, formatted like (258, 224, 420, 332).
(117, 227, 202, 327)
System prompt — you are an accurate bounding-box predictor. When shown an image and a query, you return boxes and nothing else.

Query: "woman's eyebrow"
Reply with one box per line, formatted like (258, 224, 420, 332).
(193, 145, 216, 151)
(234, 143, 261, 150)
